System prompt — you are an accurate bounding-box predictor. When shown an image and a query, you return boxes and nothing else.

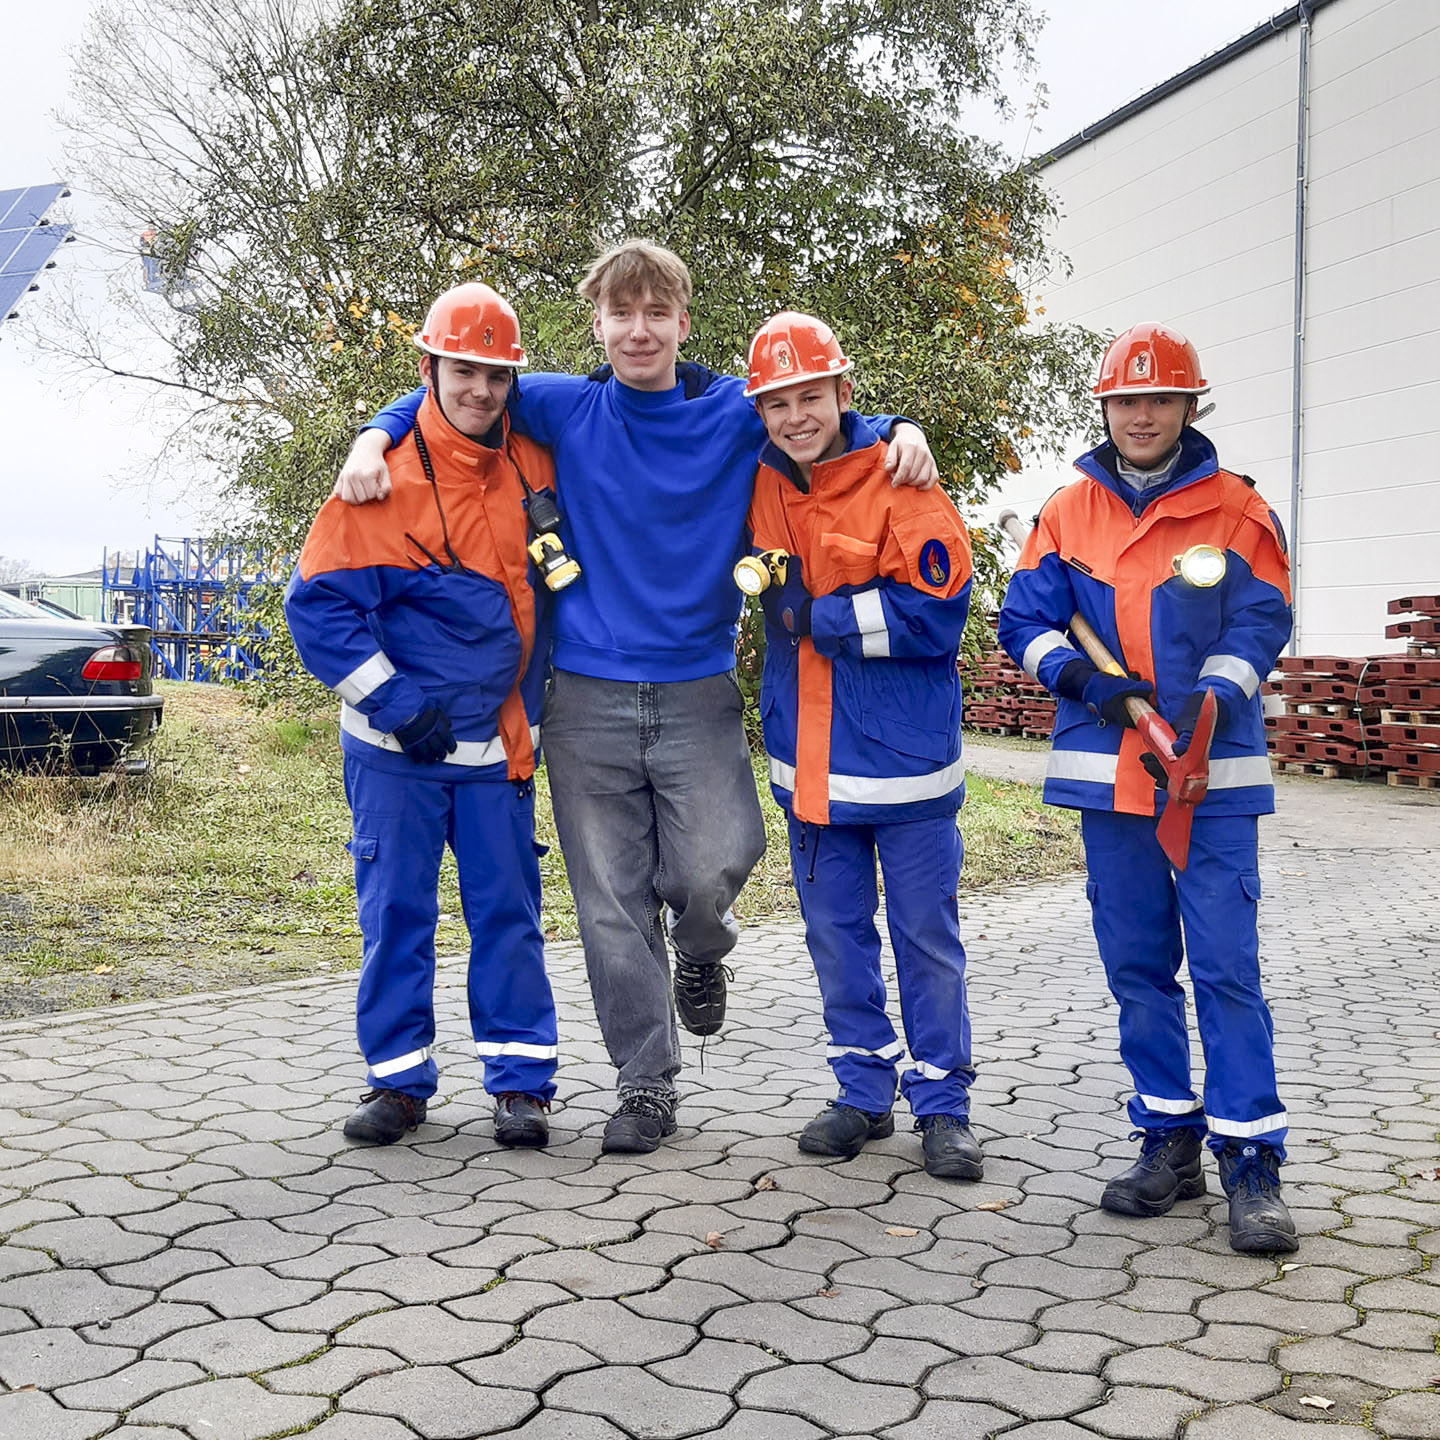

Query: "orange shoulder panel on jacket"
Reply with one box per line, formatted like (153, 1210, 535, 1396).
(747, 462, 796, 551)
(1015, 485, 1074, 573)
(879, 485, 973, 598)
(505, 432, 556, 495)
(1227, 480, 1292, 602)
(296, 453, 439, 580)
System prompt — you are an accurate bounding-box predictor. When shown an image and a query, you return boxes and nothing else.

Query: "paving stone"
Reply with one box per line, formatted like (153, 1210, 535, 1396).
(925, 1353, 1106, 1417)
(9, 1215, 166, 1267)
(956, 1283, 1055, 1322)
(342, 1303, 511, 1364)
(0, 1324, 134, 1387)
(460, 1338, 600, 1391)
(335, 1254, 498, 1304)
(880, 1401, 1022, 1439)
(1040, 1299, 1203, 1346)
(1009, 1331, 1125, 1374)
(55, 1357, 209, 1408)
(1104, 1347, 1283, 1402)
(1193, 1289, 1356, 1335)
(30, 1175, 174, 1216)
(150, 1316, 327, 1374)
(1071, 1384, 1203, 1438)
(269, 1287, 396, 1333)
(497, 1247, 665, 1299)
(1372, 1392, 1440, 1439)
(700, 1415, 824, 1440)
(0, 1269, 151, 1328)
(0, 1388, 117, 1439)
(544, 1365, 738, 1438)
(446, 1279, 575, 1326)
(160, 1261, 325, 1317)
(130, 1375, 328, 1439)
(671, 1251, 834, 1302)
(701, 1299, 869, 1363)
(737, 1364, 920, 1432)
(790, 1281, 905, 1326)
(874, 1302, 1038, 1354)
(343, 1365, 537, 1436)
(1341, 1310, 1439, 1349)
(486, 1415, 628, 1440)
(1181, 1324, 1289, 1362)
(1181, 1403, 1375, 1438)
(1266, 1374, 1390, 1428)
(524, 1296, 695, 1364)
(825, 1256, 981, 1303)
(1280, 1334, 1437, 1389)
(833, 1337, 953, 1386)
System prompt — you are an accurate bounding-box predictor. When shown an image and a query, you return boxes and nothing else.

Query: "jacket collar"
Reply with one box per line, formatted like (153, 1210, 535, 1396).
(1075, 427, 1218, 515)
(416, 390, 509, 479)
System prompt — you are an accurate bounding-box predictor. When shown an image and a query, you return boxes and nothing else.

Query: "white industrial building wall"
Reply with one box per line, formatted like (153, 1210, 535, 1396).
(994, 0, 1440, 657)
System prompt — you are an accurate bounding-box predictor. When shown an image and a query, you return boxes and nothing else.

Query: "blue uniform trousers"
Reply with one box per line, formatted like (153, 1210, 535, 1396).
(344, 754, 558, 1102)
(1081, 809, 1286, 1156)
(788, 813, 974, 1119)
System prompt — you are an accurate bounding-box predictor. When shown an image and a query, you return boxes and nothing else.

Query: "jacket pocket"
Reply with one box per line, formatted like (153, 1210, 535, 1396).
(858, 658, 957, 763)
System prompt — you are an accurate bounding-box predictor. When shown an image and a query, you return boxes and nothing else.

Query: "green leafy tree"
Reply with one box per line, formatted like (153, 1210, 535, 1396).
(62, 0, 1101, 700)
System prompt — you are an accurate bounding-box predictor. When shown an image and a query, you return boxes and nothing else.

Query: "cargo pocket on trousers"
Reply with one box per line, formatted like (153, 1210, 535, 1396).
(346, 834, 378, 863)
(1085, 877, 1099, 908)
(1239, 872, 1261, 907)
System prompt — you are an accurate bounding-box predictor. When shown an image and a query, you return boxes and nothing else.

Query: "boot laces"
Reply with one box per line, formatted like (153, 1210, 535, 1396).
(918, 1113, 967, 1133)
(1132, 1129, 1189, 1168)
(360, 1088, 419, 1124)
(617, 1090, 674, 1121)
(497, 1091, 550, 1111)
(1226, 1144, 1280, 1199)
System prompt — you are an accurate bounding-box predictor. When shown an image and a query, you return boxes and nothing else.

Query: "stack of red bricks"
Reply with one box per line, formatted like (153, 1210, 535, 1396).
(1265, 593, 1440, 789)
(962, 649, 1057, 738)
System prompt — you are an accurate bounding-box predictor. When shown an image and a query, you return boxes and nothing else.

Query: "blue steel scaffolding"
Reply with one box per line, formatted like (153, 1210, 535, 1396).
(101, 537, 282, 681)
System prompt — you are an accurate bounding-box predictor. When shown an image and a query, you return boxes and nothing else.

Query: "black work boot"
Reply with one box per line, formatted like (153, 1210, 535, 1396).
(494, 1092, 550, 1148)
(1100, 1128, 1206, 1217)
(343, 1089, 426, 1145)
(601, 1090, 678, 1154)
(917, 1114, 984, 1181)
(797, 1101, 895, 1158)
(673, 952, 730, 1036)
(1217, 1142, 1299, 1254)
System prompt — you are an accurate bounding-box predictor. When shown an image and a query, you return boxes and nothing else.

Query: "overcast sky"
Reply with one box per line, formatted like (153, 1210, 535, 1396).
(3, 0, 1292, 575)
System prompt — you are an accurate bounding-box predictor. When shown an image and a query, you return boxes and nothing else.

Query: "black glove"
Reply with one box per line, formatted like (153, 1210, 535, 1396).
(1172, 688, 1227, 756)
(393, 704, 456, 764)
(760, 554, 813, 637)
(1081, 670, 1154, 728)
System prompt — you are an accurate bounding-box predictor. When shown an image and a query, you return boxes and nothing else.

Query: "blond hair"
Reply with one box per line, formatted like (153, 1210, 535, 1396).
(578, 240, 692, 311)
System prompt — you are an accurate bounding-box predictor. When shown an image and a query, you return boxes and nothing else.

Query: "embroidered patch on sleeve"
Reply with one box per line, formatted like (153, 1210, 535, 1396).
(919, 539, 950, 589)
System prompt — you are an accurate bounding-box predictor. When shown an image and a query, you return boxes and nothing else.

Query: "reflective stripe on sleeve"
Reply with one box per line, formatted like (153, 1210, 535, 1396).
(1022, 629, 1076, 679)
(852, 590, 890, 658)
(370, 1045, 432, 1077)
(1199, 654, 1261, 698)
(1138, 1092, 1204, 1115)
(336, 652, 397, 705)
(1208, 755, 1274, 789)
(474, 1040, 559, 1060)
(341, 705, 539, 767)
(769, 756, 965, 807)
(1206, 1109, 1288, 1138)
(826, 1040, 905, 1062)
(1045, 749, 1118, 785)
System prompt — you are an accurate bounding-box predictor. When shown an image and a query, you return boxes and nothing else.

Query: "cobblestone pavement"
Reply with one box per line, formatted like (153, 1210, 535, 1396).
(1, 779, 1437, 1439)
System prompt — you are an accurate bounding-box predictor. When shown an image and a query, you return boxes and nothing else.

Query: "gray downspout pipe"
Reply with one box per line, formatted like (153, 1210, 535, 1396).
(1288, 0, 1313, 653)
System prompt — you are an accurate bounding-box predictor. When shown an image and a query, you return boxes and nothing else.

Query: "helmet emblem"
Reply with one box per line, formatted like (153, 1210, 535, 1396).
(1133, 351, 1150, 378)
(482, 326, 495, 347)
(775, 342, 793, 372)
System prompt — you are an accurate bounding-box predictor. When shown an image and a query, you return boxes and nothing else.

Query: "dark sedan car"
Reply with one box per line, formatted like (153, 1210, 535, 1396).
(0, 591, 163, 773)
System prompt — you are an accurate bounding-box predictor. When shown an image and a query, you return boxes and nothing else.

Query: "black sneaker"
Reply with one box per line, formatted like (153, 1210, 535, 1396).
(1217, 1142, 1299, 1254)
(494, 1092, 550, 1148)
(601, 1090, 678, 1154)
(343, 1089, 426, 1145)
(673, 953, 730, 1036)
(1100, 1127, 1206, 1217)
(917, 1114, 984, 1180)
(797, 1101, 895, 1157)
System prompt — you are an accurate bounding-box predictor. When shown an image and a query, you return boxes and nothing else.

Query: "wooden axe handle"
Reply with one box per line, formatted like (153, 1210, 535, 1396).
(1067, 613, 1158, 727)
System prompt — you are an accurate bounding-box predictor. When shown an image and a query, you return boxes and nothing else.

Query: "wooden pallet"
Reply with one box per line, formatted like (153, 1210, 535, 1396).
(1387, 770, 1440, 790)
(1379, 709, 1440, 725)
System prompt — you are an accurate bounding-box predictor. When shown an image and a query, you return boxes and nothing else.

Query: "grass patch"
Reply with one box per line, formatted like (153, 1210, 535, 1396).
(1, 682, 1080, 1017)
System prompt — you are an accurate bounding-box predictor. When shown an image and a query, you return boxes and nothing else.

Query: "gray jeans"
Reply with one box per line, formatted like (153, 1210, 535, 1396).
(541, 669, 767, 1095)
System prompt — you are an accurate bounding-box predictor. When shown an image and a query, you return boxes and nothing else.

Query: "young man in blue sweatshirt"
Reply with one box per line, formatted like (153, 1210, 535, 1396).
(336, 241, 938, 1152)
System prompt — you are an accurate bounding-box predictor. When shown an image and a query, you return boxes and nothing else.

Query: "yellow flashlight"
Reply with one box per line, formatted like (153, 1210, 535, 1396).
(734, 550, 789, 596)
(1174, 544, 1226, 588)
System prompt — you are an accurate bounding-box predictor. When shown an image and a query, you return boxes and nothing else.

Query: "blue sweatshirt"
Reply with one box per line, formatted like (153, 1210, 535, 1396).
(369, 367, 897, 683)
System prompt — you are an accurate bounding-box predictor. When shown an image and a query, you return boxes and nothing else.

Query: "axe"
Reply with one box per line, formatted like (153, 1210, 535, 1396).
(996, 510, 1217, 870)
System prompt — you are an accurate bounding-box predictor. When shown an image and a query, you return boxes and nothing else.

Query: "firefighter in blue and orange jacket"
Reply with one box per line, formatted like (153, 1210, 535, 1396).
(997, 322, 1297, 1253)
(741, 312, 981, 1181)
(284, 284, 560, 1151)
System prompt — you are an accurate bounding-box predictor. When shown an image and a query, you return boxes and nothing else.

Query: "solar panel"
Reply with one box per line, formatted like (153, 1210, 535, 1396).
(0, 182, 73, 324)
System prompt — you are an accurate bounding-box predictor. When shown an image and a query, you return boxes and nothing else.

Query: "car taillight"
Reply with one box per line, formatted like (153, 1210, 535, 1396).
(82, 644, 143, 682)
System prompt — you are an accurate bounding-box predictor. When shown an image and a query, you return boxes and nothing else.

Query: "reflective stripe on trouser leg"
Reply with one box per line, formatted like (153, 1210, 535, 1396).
(878, 815, 975, 1120)
(453, 780, 559, 1101)
(787, 814, 901, 1115)
(1174, 813, 1286, 1157)
(1080, 809, 1202, 1134)
(344, 754, 446, 1100)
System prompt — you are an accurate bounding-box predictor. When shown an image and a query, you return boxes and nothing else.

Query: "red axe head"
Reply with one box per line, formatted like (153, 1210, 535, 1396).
(1169, 687, 1218, 807)
(1138, 688, 1218, 871)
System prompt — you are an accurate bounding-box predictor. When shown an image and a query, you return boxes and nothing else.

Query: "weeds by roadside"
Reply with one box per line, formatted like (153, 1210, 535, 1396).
(0, 683, 1079, 1017)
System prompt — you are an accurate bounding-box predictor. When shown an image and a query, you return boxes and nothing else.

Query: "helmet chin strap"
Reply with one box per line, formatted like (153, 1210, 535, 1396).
(1102, 395, 1203, 469)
